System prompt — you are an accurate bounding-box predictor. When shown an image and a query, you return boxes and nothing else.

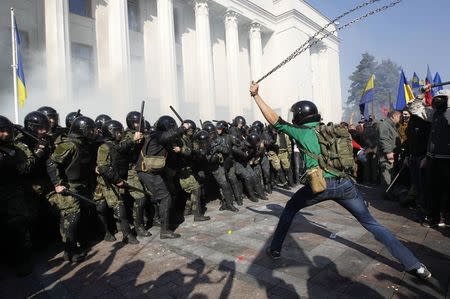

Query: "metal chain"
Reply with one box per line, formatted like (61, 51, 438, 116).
(256, 0, 402, 84)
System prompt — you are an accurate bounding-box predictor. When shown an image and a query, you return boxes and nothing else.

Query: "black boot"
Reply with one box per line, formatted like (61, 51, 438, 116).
(193, 189, 210, 221)
(160, 230, 181, 239)
(287, 168, 294, 187)
(63, 241, 84, 263)
(134, 198, 151, 237)
(96, 201, 116, 242)
(115, 205, 140, 244)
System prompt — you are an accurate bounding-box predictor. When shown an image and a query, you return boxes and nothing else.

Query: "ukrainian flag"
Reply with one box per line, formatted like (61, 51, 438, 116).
(14, 17, 27, 107)
(359, 74, 375, 118)
(395, 70, 414, 110)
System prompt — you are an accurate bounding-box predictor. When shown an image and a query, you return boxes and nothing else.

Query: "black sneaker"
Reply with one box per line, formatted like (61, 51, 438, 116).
(266, 247, 281, 260)
(408, 264, 432, 280)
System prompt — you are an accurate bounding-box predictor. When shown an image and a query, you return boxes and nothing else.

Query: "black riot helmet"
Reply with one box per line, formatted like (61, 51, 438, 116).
(183, 119, 197, 131)
(155, 115, 177, 132)
(202, 122, 216, 133)
(37, 106, 59, 127)
(102, 120, 124, 141)
(66, 111, 83, 128)
(216, 120, 229, 130)
(252, 121, 264, 133)
(289, 100, 320, 126)
(95, 114, 112, 130)
(0, 115, 15, 143)
(126, 111, 143, 130)
(24, 111, 50, 136)
(195, 129, 210, 148)
(248, 125, 260, 134)
(69, 116, 96, 139)
(232, 116, 246, 127)
(247, 132, 261, 147)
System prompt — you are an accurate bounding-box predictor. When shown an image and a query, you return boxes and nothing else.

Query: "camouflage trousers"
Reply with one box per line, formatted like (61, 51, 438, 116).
(278, 151, 291, 170)
(267, 150, 281, 170)
(47, 183, 86, 242)
(179, 168, 200, 212)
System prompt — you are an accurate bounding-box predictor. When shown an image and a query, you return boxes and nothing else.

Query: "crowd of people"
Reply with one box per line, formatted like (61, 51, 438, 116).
(0, 85, 448, 280)
(346, 90, 450, 229)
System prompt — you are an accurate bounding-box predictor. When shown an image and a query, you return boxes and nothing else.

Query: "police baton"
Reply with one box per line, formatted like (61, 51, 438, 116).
(169, 105, 184, 123)
(385, 164, 406, 194)
(61, 189, 97, 206)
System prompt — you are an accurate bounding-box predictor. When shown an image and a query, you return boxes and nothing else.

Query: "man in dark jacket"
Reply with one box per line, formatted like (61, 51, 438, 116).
(136, 116, 188, 239)
(422, 91, 450, 227)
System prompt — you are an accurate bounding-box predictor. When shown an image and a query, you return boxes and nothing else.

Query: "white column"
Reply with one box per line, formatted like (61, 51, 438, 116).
(249, 21, 263, 121)
(108, 0, 131, 113)
(141, 0, 160, 117)
(44, 0, 71, 104)
(318, 47, 331, 121)
(157, 0, 179, 111)
(94, 0, 109, 94)
(194, 0, 215, 119)
(224, 10, 240, 117)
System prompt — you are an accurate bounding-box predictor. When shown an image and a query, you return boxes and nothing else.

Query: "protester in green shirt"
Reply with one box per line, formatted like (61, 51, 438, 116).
(249, 82, 431, 280)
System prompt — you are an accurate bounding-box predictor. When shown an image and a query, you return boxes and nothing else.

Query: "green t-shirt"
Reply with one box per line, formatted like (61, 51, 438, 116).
(274, 118, 337, 178)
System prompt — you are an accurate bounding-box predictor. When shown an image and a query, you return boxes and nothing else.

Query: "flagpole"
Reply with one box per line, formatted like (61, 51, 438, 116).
(10, 8, 19, 124)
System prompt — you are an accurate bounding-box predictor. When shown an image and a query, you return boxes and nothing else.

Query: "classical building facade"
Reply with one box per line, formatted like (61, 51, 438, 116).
(0, 0, 342, 123)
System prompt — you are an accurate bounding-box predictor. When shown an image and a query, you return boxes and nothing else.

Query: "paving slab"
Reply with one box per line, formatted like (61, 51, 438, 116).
(1, 184, 449, 298)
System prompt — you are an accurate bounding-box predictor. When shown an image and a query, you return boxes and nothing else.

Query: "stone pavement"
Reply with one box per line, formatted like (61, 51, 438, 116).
(1, 184, 449, 299)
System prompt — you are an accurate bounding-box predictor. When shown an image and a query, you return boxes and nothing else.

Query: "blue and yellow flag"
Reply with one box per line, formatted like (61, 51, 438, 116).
(411, 72, 421, 97)
(14, 17, 27, 107)
(359, 74, 375, 118)
(396, 70, 414, 110)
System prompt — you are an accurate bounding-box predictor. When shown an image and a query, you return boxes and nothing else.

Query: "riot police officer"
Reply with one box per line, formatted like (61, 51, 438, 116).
(47, 116, 96, 262)
(95, 120, 140, 244)
(137, 115, 188, 239)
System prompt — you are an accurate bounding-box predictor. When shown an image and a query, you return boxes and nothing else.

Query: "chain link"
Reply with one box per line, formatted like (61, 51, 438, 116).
(256, 0, 402, 84)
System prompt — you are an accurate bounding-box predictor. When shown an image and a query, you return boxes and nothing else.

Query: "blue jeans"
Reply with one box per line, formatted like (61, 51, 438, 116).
(270, 177, 420, 271)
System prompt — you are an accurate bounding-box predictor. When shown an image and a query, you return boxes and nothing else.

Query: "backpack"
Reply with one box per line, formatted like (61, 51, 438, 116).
(300, 123, 357, 178)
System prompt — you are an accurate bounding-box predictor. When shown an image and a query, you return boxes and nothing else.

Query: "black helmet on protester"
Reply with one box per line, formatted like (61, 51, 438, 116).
(69, 116, 95, 139)
(102, 120, 124, 141)
(155, 115, 177, 132)
(247, 132, 261, 147)
(95, 114, 112, 129)
(24, 111, 50, 136)
(289, 100, 321, 126)
(126, 111, 143, 130)
(232, 116, 246, 127)
(0, 115, 15, 143)
(251, 121, 264, 133)
(37, 106, 59, 127)
(65, 111, 83, 128)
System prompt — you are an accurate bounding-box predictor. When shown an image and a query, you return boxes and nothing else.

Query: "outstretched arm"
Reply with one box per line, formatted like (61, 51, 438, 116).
(250, 82, 279, 125)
